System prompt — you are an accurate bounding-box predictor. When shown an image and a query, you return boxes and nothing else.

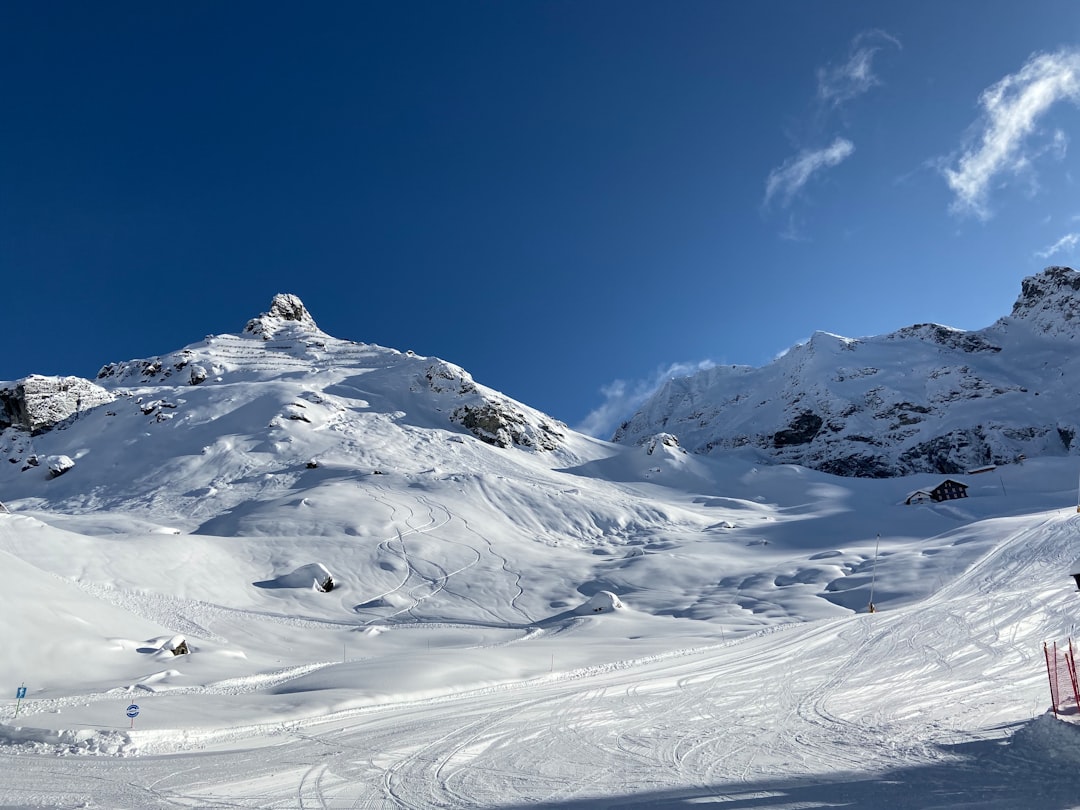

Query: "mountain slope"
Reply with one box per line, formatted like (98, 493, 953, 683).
(0, 294, 574, 519)
(614, 266, 1080, 477)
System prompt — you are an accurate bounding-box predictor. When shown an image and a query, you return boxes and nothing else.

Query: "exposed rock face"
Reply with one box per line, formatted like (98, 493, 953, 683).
(644, 433, 682, 455)
(614, 267, 1080, 477)
(773, 412, 823, 448)
(1008, 265, 1080, 335)
(0, 376, 116, 434)
(420, 361, 565, 451)
(452, 401, 563, 450)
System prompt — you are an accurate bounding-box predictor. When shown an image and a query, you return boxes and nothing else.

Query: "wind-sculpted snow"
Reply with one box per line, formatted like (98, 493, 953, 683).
(616, 266, 1080, 477)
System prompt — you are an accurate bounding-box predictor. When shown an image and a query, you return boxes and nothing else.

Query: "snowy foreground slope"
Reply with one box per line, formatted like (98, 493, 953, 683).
(4, 297, 1080, 807)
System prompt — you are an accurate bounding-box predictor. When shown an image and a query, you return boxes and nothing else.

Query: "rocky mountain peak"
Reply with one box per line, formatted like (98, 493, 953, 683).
(1007, 266, 1080, 335)
(244, 294, 319, 338)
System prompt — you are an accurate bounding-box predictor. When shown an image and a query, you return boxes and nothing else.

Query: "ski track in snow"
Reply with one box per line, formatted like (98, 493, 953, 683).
(7, 511, 1080, 806)
(9, 405, 1080, 806)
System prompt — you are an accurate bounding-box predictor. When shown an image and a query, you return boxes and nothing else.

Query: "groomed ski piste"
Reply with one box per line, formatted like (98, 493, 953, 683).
(5, 302, 1080, 808)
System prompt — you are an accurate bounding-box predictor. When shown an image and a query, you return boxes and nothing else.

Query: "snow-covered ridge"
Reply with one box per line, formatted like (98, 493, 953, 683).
(0, 294, 571, 519)
(7, 294, 564, 452)
(615, 266, 1080, 476)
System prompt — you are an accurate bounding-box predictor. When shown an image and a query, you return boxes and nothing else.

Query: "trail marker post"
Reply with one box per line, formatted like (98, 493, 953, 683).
(14, 684, 26, 718)
(868, 534, 880, 613)
(126, 703, 140, 729)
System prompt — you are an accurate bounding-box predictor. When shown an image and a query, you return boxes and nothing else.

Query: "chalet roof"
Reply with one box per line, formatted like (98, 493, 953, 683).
(933, 479, 968, 489)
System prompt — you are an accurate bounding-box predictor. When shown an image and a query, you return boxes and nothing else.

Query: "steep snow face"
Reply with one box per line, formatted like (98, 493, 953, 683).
(0, 295, 571, 516)
(615, 267, 1080, 477)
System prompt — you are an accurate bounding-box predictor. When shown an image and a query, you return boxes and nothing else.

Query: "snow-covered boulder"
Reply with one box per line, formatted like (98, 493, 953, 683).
(46, 455, 74, 479)
(163, 635, 189, 656)
(573, 590, 625, 615)
(255, 563, 336, 592)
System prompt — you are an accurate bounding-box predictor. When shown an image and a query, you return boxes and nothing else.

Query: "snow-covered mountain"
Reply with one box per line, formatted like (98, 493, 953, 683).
(614, 266, 1080, 477)
(1, 294, 571, 518)
(7, 288, 1080, 806)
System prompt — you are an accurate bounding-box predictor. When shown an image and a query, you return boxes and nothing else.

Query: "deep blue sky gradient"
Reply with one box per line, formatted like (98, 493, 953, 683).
(4, 2, 1080, 435)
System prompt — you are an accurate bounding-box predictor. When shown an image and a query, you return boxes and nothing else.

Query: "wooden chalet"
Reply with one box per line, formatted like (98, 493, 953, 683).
(929, 479, 968, 502)
(905, 479, 969, 505)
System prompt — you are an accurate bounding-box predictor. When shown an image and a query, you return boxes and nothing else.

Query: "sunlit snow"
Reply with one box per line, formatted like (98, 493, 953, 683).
(3, 296, 1080, 808)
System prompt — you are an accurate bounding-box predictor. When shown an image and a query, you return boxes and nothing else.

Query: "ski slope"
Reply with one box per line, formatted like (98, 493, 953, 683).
(5, 458, 1080, 808)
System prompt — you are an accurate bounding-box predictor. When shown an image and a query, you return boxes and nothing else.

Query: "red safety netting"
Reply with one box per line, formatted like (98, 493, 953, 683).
(1044, 638, 1080, 716)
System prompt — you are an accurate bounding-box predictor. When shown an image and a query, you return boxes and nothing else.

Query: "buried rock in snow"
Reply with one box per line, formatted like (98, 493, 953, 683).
(163, 635, 189, 656)
(46, 455, 75, 479)
(254, 562, 336, 592)
(573, 590, 625, 615)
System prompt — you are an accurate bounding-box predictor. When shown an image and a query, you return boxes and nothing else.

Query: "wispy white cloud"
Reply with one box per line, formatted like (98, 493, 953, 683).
(943, 49, 1080, 219)
(575, 360, 716, 439)
(817, 30, 902, 108)
(1035, 232, 1080, 259)
(764, 138, 855, 209)
(762, 31, 897, 218)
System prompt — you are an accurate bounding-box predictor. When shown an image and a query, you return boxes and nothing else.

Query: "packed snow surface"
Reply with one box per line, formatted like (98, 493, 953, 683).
(4, 297, 1080, 807)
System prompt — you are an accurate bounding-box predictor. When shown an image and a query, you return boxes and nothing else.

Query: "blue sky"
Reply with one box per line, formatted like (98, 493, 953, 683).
(4, 2, 1080, 438)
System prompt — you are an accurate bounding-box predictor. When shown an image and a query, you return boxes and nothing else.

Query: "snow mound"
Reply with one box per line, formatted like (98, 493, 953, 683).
(573, 590, 625, 615)
(0, 725, 135, 756)
(254, 562, 335, 592)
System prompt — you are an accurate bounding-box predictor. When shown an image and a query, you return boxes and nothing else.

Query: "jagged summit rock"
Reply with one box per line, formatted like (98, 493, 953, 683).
(1004, 266, 1080, 336)
(244, 294, 319, 338)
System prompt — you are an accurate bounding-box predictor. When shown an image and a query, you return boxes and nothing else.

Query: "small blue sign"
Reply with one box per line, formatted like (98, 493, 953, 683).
(126, 704, 140, 718)
(15, 686, 26, 699)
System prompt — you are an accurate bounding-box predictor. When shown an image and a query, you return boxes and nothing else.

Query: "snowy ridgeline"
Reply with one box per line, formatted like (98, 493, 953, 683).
(616, 266, 1080, 477)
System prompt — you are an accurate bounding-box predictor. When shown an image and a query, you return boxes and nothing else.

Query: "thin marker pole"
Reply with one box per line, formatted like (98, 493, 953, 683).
(868, 534, 880, 613)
